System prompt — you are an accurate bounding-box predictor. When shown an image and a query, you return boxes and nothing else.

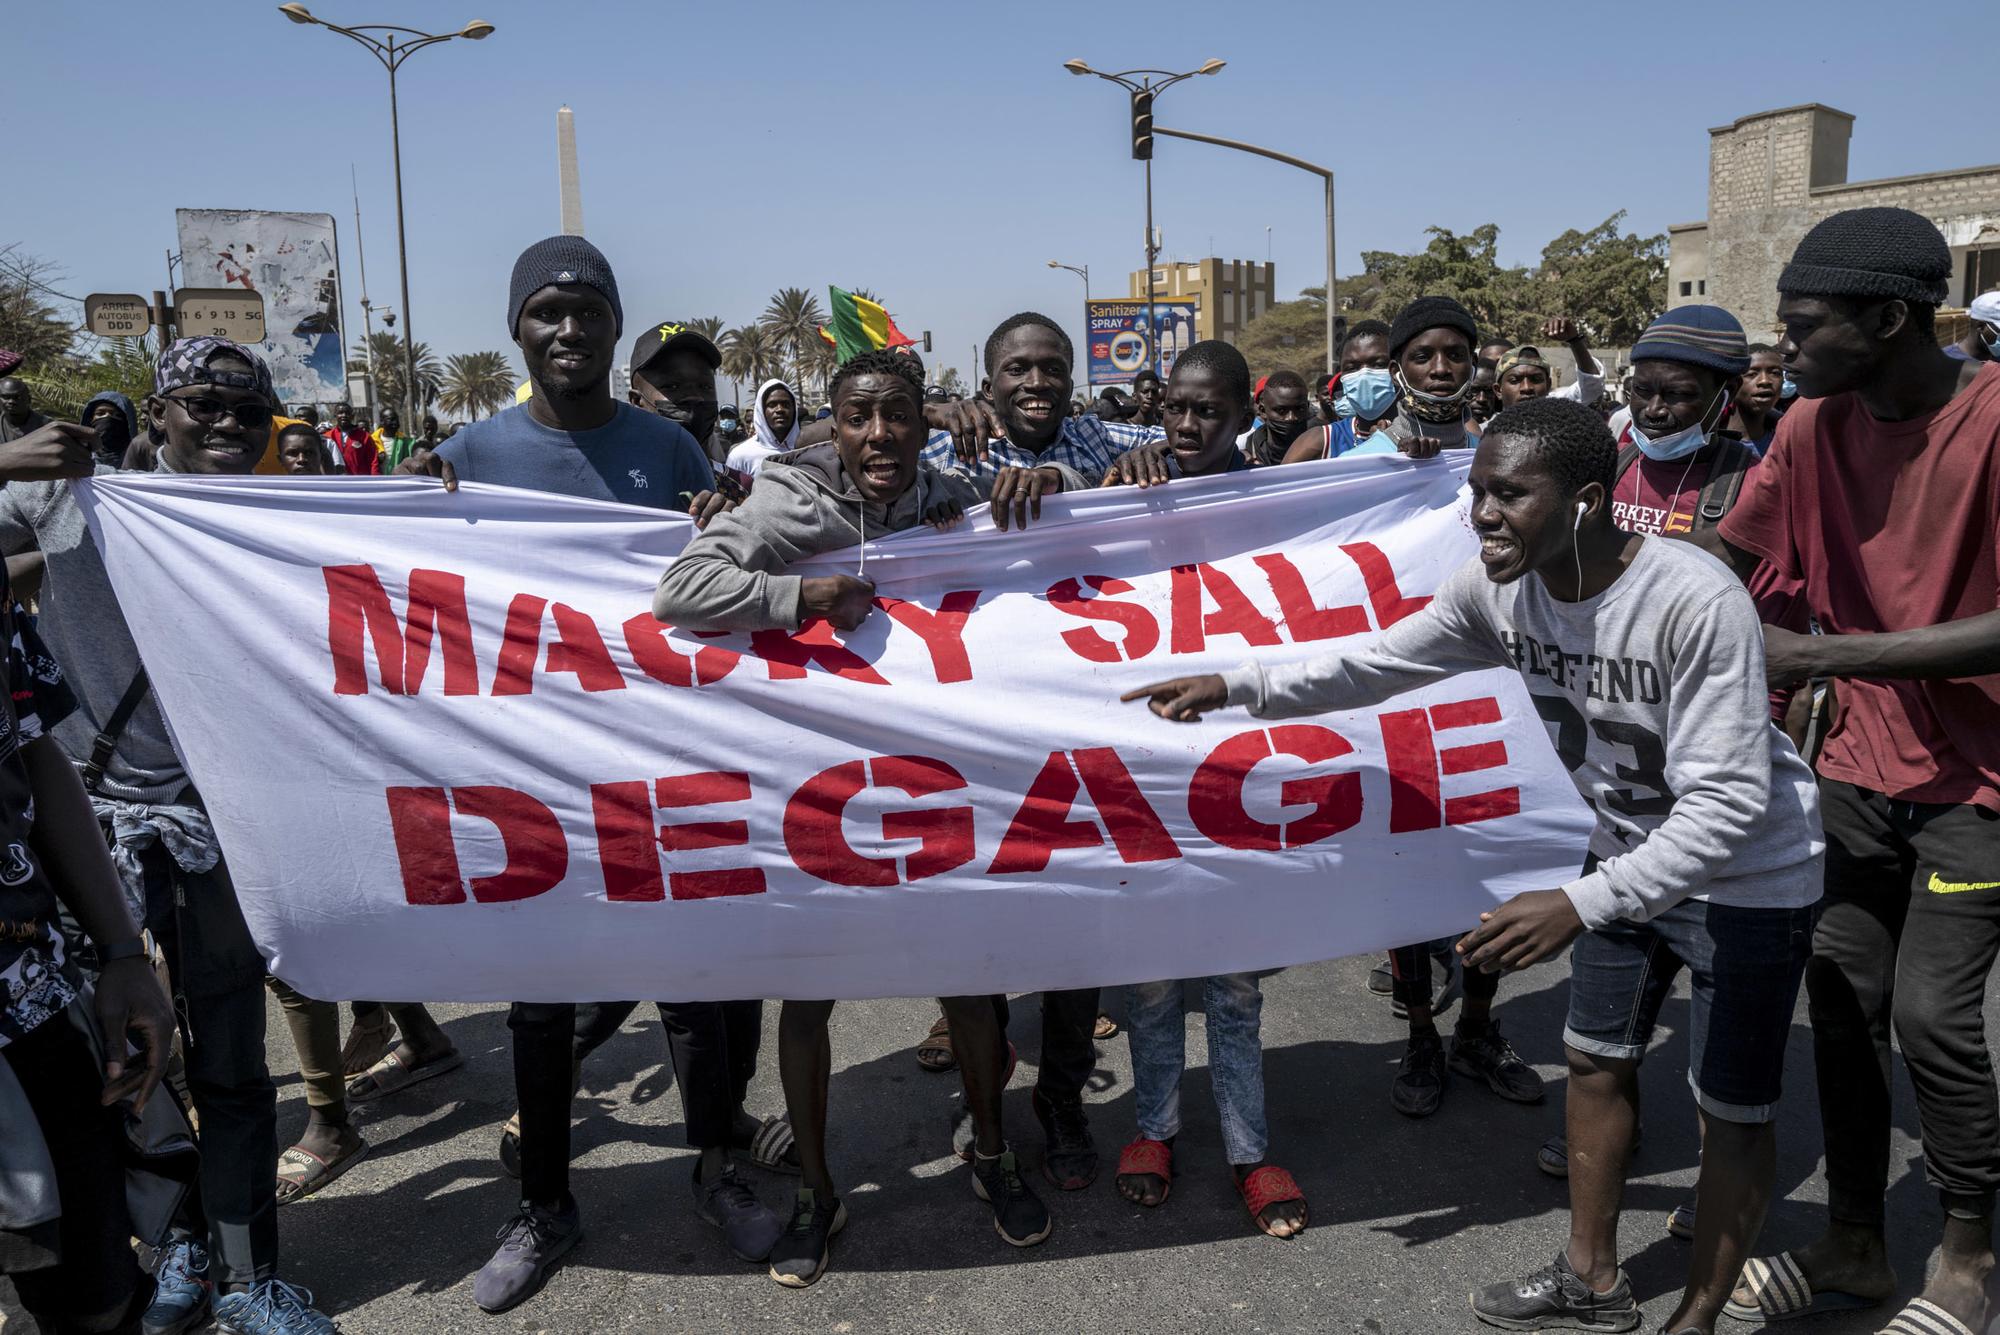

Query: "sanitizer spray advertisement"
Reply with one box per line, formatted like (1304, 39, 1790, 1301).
(1085, 298, 1200, 388)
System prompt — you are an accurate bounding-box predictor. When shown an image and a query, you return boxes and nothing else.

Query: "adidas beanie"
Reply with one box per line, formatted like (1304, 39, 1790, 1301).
(508, 235, 623, 337)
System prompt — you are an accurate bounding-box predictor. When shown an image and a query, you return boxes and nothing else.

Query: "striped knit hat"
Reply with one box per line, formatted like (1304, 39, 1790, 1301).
(1779, 207, 1951, 306)
(1630, 305, 1750, 375)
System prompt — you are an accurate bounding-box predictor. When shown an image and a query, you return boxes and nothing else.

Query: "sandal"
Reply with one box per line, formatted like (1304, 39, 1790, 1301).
(275, 1136, 368, 1205)
(1237, 1164, 1308, 1238)
(345, 1046, 463, 1104)
(1093, 1014, 1119, 1041)
(1724, 1250, 1884, 1323)
(738, 1115, 802, 1175)
(916, 1014, 956, 1073)
(1114, 1137, 1173, 1207)
(1879, 1298, 1976, 1335)
(340, 1009, 396, 1077)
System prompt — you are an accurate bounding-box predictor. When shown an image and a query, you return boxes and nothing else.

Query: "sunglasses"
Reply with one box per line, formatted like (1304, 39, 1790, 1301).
(164, 393, 274, 429)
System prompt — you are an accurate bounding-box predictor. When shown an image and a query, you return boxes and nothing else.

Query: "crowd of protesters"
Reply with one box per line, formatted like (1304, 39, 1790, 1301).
(0, 204, 1996, 1335)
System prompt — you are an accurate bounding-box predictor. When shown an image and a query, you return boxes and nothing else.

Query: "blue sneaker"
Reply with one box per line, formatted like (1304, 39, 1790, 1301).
(142, 1235, 211, 1335)
(211, 1279, 338, 1334)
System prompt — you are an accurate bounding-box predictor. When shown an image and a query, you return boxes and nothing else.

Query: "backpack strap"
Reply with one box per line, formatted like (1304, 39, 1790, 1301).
(1614, 441, 1643, 481)
(1694, 439, 1758, 530)
(80, 667, 151, 796)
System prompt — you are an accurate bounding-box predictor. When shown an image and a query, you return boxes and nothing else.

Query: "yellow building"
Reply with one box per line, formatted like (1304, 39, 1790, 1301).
(1126, 258, 1276, 346)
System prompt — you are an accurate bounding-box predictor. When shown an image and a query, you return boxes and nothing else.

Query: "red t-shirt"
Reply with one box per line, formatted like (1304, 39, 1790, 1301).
(1720, 364, 2000, 810)
(1612, 447, 1709, 536)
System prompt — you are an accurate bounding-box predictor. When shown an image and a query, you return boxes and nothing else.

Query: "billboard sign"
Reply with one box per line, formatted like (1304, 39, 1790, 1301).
(175, 209, 344, 405)
(1085, 298, 1200, 387)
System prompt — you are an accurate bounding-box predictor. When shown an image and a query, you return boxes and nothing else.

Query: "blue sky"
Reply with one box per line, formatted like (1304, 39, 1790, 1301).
(6, 0, 1995, 404)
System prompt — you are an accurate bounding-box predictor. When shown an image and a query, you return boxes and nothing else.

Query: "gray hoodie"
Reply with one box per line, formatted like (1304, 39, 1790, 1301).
(654, 442, 983, 631)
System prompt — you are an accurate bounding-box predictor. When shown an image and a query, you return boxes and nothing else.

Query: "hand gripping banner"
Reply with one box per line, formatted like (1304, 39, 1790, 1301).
(78, 458, 1591, 1002)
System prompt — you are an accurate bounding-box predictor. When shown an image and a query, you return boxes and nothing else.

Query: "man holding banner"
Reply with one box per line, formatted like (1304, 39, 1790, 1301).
(1127, 396, 1823, 1335)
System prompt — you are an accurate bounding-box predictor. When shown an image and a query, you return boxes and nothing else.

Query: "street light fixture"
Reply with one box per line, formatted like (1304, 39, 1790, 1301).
(1063, 58, 1225, 377)
(276, 6, 494, 424)
(1047, 260, 1092, 396)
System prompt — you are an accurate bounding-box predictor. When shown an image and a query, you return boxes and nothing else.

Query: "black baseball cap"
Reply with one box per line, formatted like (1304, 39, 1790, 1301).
(629, 320, 722, 379)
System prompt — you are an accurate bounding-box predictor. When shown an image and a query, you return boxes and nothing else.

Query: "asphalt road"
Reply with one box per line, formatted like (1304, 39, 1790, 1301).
(0, 952, 1976, 1333)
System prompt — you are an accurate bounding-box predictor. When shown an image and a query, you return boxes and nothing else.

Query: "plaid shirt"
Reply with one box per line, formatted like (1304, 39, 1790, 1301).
(923, 415, 1165, 488)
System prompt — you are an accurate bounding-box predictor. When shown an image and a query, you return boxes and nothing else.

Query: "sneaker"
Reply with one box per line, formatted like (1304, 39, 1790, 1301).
(472, 1199, 583, 1313)
(1666, 1200, 1696, 1240)
(1391, 1030, 1448, 1118)
(142, 1234, 211, 1335)
(210, 1279, 337, 1334)
(1032, 1087, 1098, 1190)
(1367, 961, 1394, 996)
(971, 1149, 1053, 1247)
(1450, 1021, 1546, 1104)
(1470, 1251, 1641, 1332)
(768, 1188, 846, 1288)
(694, 1163, 782, 1262)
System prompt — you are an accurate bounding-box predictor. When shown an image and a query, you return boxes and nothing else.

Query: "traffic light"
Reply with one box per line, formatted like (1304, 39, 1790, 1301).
(1130, 88, 1153, 160)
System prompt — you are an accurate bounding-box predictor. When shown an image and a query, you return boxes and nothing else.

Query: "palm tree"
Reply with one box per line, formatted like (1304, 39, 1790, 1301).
(439, 351, 516, 420)
(721, 324, 782, 403)
(759, 287, 826, 396)
(689, 316, 726, 347)
(350, 332, 442, 414)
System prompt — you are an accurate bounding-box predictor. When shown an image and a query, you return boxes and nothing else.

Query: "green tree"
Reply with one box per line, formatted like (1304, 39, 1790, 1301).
(689, 316, 726, 346)
(1357, 224, 1540, 341)
(438, 351, 516, 420)
(936, 367, 969, 397)
(758, 287, 827, 395)
(1537, 211, 1668, 346)
(350, 332, 442, 414)
(0, 245, 79, 369)
(15, 337, 154, 423)
(721, 323, 783, 399)
(1235, 293, 1333, 380)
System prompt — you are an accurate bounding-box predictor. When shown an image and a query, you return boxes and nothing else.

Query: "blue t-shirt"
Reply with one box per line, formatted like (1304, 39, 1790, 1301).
(438, 400, 714, 511)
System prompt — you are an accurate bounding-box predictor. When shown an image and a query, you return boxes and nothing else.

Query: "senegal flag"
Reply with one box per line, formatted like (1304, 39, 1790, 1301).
(825, 286, 917, 361)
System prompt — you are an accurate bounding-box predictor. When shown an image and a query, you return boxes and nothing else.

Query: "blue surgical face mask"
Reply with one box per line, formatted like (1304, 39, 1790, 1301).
(1630, 387, 1728, 462)
(1779, 374, 1798, 399)
(1336, 368, 1398, 421)
(1983, 326, 2000, 357)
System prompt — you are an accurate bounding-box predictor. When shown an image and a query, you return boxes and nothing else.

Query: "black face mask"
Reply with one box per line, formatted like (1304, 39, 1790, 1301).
(91, 415, 132, 462)
(1264, 416, 1311, 448)
(653, 398, 718, 443)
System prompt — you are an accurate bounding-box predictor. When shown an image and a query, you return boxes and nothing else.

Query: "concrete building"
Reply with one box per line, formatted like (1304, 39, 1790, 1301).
(1126, 258, 1276, 345)
(1669, 105, 2000, 335)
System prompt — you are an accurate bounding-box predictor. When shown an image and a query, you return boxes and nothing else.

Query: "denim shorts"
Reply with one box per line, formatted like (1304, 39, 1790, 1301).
(1563, 887, 1814, 1124)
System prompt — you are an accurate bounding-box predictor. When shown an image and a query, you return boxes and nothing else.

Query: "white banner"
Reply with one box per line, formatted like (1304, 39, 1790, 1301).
(77, 458, 1591, 1002)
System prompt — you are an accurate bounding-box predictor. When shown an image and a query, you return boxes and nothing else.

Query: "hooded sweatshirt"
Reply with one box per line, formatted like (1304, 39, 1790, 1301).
(654, 442, 980, 631)
(723, 378, 801, 483)
(80, 391, 137, 467)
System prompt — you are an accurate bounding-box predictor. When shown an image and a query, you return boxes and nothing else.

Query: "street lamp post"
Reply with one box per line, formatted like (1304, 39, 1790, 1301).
(1064, 58, 1224, 378)
(278, 5, 493, 426)
(1152, 125, 1337, 375)
(1047, 260, 1090, 397)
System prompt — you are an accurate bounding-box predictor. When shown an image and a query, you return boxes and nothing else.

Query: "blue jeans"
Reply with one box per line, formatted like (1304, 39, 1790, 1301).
(1124, 974, 1267, 1164)
(1565, 895, 1813, 1124)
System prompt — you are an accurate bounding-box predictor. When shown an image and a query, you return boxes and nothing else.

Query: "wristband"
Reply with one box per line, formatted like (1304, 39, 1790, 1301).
(96, 936, 146, 963)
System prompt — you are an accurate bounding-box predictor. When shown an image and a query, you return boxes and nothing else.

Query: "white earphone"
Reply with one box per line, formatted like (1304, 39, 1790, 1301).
(1573, 501, 1586, 530)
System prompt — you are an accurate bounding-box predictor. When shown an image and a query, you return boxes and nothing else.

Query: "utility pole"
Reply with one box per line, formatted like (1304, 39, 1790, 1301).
(351, 164, 378, 410)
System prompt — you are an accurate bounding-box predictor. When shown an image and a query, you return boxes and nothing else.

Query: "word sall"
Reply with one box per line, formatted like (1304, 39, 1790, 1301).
(79, 457, 1592, 1002)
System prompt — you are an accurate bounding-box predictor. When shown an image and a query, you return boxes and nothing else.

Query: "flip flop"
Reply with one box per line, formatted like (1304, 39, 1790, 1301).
(340, 1010, 396, 1077)
(1724, 1250, 1883, 1323)
(1878, 1298, 1977, 1335)
(740, 1115, 801, 1175)
(275, 1137, 368, 1205)
(344, 1047, 463, 1104)
(1093, 1014, 1120, 1041)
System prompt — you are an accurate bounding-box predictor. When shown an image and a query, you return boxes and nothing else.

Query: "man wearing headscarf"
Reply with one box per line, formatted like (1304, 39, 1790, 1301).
(79, 391, 136, 468)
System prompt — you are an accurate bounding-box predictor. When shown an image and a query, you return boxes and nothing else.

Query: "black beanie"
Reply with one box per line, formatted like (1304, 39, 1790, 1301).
(508, 235, 623, 337)
(1778, 207, 1951, 306)
(1389, 296, 1480, 357)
